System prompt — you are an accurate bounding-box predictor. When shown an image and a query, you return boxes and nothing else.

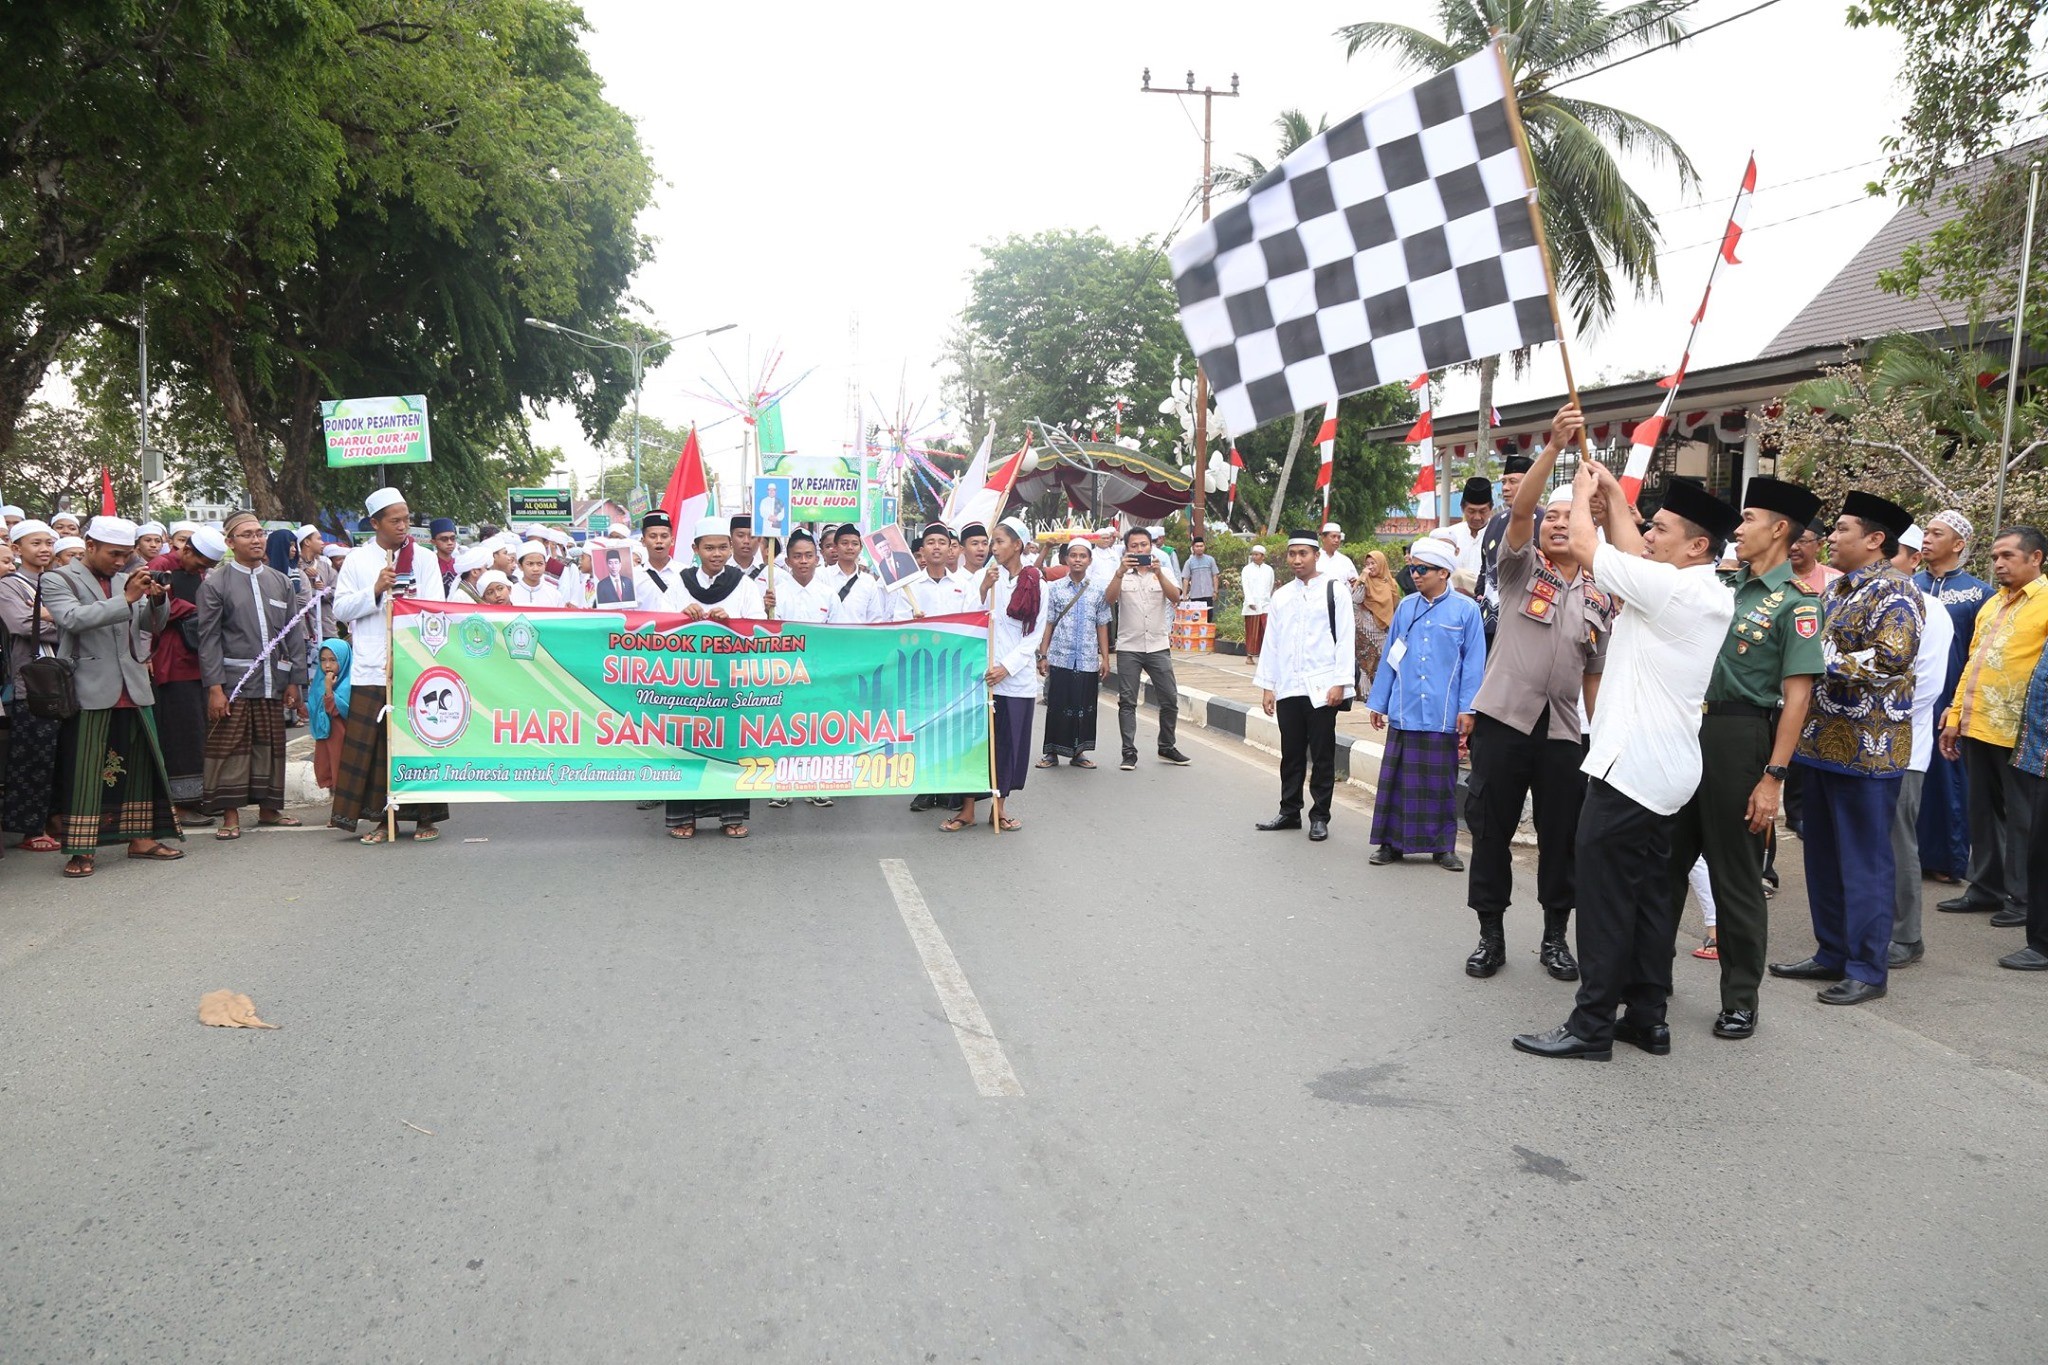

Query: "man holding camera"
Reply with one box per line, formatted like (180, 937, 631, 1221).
(1105, 526, 1191, 771)
(331, 486, 448, 844)
(41, 516, 184, 877)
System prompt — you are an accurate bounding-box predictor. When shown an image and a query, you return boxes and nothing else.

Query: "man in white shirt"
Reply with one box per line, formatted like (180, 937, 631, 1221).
(634, 511, 682, 610)
(1888, 524, 1956, 966)
(823, 524, 890, 623)
(1513, 469, 1738, 1061)
(1315, 522, 1358, 583)
(664, 516, 770, 842)
(1239, 543, 1275, 665)
(329, 486, 448, 842)
(1252, 530, 1356, 841)
(770, 530, 839, 624)
(896, 522, 973, 621)
(510, 541, 565, 608)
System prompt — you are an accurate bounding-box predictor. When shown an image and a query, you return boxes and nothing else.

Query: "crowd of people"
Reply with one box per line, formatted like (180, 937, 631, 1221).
(1246, 403, 2048, 1056)
(0, 487, 1208, 867)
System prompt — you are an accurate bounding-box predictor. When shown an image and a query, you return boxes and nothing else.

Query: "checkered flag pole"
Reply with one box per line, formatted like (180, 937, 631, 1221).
(1170, 40, 1573, 440)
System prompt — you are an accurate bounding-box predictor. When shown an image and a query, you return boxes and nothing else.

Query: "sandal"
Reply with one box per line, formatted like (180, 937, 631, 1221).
(1070, 757, 1097, 770)
(668, 823, 697, 839)
(62, 855, 93, 878)
(412, 825, 441, 843)
(17, 834, 61, 853)
(938, 816, 971, 833)
(1035, 756, 1059, 769)
(126, 843, 185, 862)
(258, 815, 303, 828)
(215, 825, 242, 841)
(998, 816, 1023, 832)
(1692, 938, 1719, 960)
(722, 823, 749, 838)
(358, 827, 391, 845)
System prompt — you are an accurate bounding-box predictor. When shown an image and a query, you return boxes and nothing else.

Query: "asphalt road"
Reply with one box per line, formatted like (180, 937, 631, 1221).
(3, 719, 2045, 1363)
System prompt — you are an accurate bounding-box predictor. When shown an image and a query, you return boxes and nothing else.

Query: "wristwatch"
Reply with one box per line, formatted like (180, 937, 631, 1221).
(1763, 764, 1790, 780)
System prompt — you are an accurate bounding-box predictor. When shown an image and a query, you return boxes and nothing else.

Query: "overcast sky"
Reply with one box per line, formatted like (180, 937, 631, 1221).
(532, 0, 1915, 494)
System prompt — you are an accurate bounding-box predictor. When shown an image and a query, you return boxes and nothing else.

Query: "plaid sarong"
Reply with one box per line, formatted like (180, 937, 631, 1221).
(203, 696, 287, 814)
(330, 684, 449, 831)
(1369, 727, 1461, 854)
(51, 707, 183, 855)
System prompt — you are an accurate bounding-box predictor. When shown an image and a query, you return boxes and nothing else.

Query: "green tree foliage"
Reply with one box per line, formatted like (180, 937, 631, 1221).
(594, 414, 691, 506)
(2, 400, 142, 519)
(1847, 0, 2046, 198)
(1222, 384, 1420, 535)
(957, 230, 1192, 461)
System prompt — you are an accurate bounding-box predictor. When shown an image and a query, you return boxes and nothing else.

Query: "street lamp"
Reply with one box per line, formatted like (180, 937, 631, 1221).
(523, 316, 736, 499)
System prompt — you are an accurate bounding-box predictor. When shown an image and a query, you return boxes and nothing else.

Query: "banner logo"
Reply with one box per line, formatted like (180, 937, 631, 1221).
(406, 666, 472, 749)
(419, 611, 449, 657)
(459, 615, 494, 658)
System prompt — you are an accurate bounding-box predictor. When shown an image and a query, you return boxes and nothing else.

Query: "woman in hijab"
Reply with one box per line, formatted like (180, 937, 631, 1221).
(308, 636, 352, 804)
(266, 527, 316, 722)
(1352, 549, 1399, 693)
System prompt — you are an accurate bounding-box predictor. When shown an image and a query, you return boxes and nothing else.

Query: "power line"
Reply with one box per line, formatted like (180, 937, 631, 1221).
(1550, 0, 1789, 90)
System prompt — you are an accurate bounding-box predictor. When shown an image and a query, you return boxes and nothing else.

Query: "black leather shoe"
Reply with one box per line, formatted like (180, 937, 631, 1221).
(1712, 1009, 1757, 1039)
(1768, 956, 1845, 981)
(1887, 941, 1925, 968)
(1611, 1017, 1671, 1055)
(1434, 850, 1465, 872)
(1307, 819, 1329, 841)
(1511, 1025, 1612, 1060)
(1368, 845, 1399, 865)
(1818, 978, 1886, 1005)
(1254, 813, 1302, 832)
(1989, 907, 2028, 928)
(1465, 934, 1506, 978)
(1998, 947, 2048, 971)
(1937, 894, 1991, 913)
(1539, 935, 1580, 982)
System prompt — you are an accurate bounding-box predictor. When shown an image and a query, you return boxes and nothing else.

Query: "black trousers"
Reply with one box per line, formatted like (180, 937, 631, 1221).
(1464, 710, 1586, 919)
(1566, 779, 1680, 1044)
(2018, 768, 2048, 956)
(1961, 736, 2031, 909)
(1275, 695, 1338, 822)
(1664, 712, 1772, 1013)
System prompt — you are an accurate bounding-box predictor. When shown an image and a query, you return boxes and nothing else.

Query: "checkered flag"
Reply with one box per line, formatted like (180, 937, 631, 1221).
(1170, 44, 1556, 436)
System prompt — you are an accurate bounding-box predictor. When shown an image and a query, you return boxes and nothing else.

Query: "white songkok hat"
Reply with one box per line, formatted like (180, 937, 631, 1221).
(1247, 543, 1266, 555)
(477, 570, 513, 592)
(85, 515, 138, 547)
(323, 543, 349, 560)
(136, 520, 166, 537)
(998, 515, 1032, 544)
(53, 535, 85, 555)
(365, 487, 405, 516)
(453, 544, 492, 574)
(169, 520, 198, 537)
(693, 516, 729, 542)
(535, 525, 573, 547)
(296, 524, 322, 543)
(9, 519, 52, 542)
(1320, 521, 1343, 535)
(51, 512, 80, 528)
(189, 526, 228, 561)
(1147, 525, 1165, 538)
(0, 505, 21, 518)
(1547, 483, 1576, 506)
(1409, 537, 1457, 572)
(517, 540, 550, 562)
(1900, 523, 1925, 551)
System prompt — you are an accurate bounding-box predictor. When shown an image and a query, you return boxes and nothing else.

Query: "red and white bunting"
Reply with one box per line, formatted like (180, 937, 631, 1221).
(1621, 154, 1756, 504)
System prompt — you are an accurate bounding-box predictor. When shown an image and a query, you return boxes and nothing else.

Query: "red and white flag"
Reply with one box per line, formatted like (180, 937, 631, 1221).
(1227, 444, 1244, 514)
(660, 426, 711, 532)
(957, 433, 1031, 531)
(1314, 402, 1338, 516)
(1621, 155, 1756, 505)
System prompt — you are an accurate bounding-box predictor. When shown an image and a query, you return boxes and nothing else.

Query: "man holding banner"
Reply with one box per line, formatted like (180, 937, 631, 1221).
(665, 516, 769, 840)
(331, 487, 448, 844)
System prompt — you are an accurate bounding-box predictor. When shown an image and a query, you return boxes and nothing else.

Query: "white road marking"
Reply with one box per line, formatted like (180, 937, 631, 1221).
(879, 858, 1023, 1097)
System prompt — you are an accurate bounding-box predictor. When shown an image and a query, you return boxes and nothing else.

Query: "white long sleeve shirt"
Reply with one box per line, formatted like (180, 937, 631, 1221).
(1254, 573, 1356, 704)
(510, 579, 566, 609)
(634, 559, 684, 611)
(1240, 560, 1276, 616)
(829, 571, 890, 624)
(985, 566, 1040, 698)
(333, 539, 445, 689)
(1908, 586, 1954, 773)
(895, 568, 973, 620)
(772, 573, 841, 624)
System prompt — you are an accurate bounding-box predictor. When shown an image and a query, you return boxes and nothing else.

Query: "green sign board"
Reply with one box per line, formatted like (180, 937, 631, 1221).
(756, 401, 786, 455)
(507, 487, 573, 524)
(587, 513, 612, 536)
(321, 394, 432, 467)
(388, 600, 994, 801)
(626, 485, 651, 520)
(759, 452, 864, 519)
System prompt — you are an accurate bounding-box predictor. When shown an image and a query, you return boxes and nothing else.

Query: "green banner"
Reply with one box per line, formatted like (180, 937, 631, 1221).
(759, 452, 870, 520)
(321, 394, 432, 467)
(755, 401, 785, 455)
(388, 600, 993, 801)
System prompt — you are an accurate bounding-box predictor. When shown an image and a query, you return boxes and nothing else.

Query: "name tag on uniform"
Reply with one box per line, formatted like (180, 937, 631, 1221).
(268, 598, 288, 608)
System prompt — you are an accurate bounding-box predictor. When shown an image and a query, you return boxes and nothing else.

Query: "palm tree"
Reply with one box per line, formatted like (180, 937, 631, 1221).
(1339, 0, 1701, 465)
(1215, 110, 1332, 533)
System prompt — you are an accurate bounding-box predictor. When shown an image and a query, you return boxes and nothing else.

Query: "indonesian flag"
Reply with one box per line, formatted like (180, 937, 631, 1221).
(660, 425, 712, 533)
(1314, 402, 1338, 515)
(957, 433, 1031, 531)
(1227, 444, 1244, 511)
(1410, 464, 1436, 496)
(1621, 155, 1756, 505)
(100, 466, 116, 517)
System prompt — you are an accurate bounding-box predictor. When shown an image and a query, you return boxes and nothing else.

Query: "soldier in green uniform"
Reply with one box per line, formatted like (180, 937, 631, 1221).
(1662, 476, 1825, 1040)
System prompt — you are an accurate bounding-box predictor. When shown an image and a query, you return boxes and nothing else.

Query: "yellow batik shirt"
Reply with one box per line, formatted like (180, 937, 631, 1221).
(1946, 576, 2048, 748)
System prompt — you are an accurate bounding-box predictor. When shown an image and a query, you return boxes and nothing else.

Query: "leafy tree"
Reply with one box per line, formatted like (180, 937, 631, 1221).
(594, 415, 691, 506)
(1222, 382, 1420, 534)
(1339, 1, 1700, 463)
(0, 1, 352, 466)
(2, 400, 141, 518)
(958, 229, 1192, 463)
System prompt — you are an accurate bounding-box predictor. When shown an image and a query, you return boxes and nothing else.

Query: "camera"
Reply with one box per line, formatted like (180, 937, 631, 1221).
(151, 570, 173, 586)
(1130, 552, 1153, 568)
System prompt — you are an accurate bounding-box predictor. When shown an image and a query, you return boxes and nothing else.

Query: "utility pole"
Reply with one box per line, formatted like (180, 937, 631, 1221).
(1141, 67, 1237, 540)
